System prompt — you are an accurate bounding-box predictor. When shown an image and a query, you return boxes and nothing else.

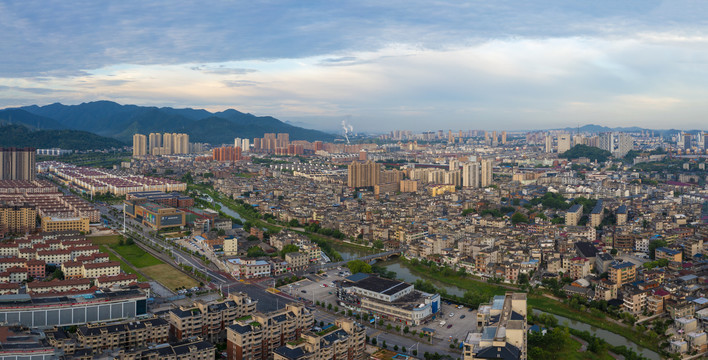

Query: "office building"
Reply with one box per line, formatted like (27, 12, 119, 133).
(347, 161, 380, 188)
(557, 133, 571, 153)
(463, 292, 527, 360)
(565, 204, 583, 226)
(338, 274, 440, 326)
(480, 159, 493, 187)
(132, 134, 147, 157)
(41, 216, 90, 233)
(0, 147, 36, 181)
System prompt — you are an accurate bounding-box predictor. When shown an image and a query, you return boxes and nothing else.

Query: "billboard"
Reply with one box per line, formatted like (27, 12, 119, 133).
(160, 214, 183, 226)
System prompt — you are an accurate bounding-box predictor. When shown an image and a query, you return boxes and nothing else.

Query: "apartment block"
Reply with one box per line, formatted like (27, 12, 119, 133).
(273, 318, 366, 360)
(76, 317, 169, 353)
(169, 292, 257, 342)
(226, 302, 314, 360)
(609, 262, 636, 287)
(565, 204, 583, 226)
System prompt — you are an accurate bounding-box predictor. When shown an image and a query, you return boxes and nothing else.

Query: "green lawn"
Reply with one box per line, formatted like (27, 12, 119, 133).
(98, 245, 147, 281)
(109, 243, 163, 268)
(403, 260, 510, 299)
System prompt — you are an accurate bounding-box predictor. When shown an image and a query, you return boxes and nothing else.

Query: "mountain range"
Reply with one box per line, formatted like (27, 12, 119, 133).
(0, 101, 336, 146)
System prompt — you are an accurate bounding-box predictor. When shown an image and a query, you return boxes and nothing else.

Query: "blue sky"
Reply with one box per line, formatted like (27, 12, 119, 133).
(1, 0, 707, 132)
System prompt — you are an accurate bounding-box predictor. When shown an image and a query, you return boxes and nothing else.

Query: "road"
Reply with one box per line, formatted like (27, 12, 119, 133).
(96, 202, 231, 285)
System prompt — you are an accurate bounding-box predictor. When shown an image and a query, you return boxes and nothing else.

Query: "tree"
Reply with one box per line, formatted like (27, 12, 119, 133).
(216, 228, 226, 236)
(247, 246, 266, 257)
(347, 259, 372, 274)
(511, 212, 529, 225)
(280, 244, 299, 257)
(394, 344, 399, 351)
(403, 326, 409, 334)
(327, 303, 332, 310)
(288, 219, 300, 227)
(517, 273, 529, 285)
(648, 239, 667, 259)
(373, 239, 384, 249)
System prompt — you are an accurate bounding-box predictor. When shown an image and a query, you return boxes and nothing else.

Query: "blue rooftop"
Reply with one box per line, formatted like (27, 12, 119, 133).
(656, 247, 681, 255)
(612, 262, 635, 269)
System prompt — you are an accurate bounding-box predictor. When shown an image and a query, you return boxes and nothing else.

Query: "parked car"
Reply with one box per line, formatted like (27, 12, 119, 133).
(447, 324, 453, 329)
(449, 313, 454, 317)
(460, 315, 466, 319)
(301, 290, 307, 293)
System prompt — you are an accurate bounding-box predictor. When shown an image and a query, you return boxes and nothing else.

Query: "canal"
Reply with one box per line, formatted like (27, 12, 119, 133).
(334, 244, 660, 360)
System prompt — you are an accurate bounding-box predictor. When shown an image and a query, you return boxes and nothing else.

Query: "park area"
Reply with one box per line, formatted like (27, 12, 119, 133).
(88, 235, 199, 291)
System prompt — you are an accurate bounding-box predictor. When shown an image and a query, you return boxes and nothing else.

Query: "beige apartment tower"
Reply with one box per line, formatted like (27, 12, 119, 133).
(480, 159, 493, 187)
(0, 147, 36, 181)
(132, 134, 147, 157)
(347, 161, 380, 188)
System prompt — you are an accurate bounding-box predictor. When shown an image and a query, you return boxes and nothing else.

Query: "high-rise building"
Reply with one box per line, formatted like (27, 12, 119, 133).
(175, 133, 190, 154)
(148, 133, 162, 153)
(501, 131, 507, 145)
(0, 203, 37, 234)
(491, 131, 498, 147)
(462, 162, 480, 188)
(599, 132, 614, 153)
(616, 133, 633, 157)
(162, 133, 174, 155)
(557, 133, 571, 153)
(347, 161, 380, 188)
(213, 146, 242, 162)
(0, 147, 36, 181)
(544, 134, 553, 153)
(480, 159, 493, 187)
(132, 134, 147, 157)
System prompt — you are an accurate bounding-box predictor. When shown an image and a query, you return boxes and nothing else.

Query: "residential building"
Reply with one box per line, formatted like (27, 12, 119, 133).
(226, 302, 314, 360)
(169, 292, 257, 342)
(0, 203, 36, 234)
(0, 147, 36, 181)
(565, 204, 583, 226)
(347, 161, 380, 188)
(273, 318, 366, 360)
(76, 317, 169, 353)
(609, 262, 636, 287)
(463, 292, 527, 360)
(133, 134, 147, 157)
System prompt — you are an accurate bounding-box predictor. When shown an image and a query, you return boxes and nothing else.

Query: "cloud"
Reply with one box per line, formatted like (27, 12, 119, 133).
(2, 1, 708, 130)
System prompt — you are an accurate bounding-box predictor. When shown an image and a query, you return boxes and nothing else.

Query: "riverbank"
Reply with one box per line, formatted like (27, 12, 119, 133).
(395, 258, 659, 353)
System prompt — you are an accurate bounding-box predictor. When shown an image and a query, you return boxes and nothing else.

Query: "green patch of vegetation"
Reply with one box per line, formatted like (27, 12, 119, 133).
(316, 325, 339, 336)
(97, 245, 147, 281)
(559, 144, 612, 162)
(346, 259, 372, 274)
(109, 242, 163, 268)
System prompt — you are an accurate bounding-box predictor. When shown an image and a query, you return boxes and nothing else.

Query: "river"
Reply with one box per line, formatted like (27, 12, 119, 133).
(334, 244, 661, 360)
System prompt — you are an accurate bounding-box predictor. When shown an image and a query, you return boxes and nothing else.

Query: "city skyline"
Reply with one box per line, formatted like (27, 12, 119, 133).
(2, 1, 708, 132)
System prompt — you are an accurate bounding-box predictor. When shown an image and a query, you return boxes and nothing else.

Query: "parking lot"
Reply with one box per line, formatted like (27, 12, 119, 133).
(277, 268, 350, 305)
(280, 267, 478, 343)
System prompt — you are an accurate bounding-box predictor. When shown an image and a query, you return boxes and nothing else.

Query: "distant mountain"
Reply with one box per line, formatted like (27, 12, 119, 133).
(0, 124, 125, 150)
(12, 101, 335, 143)
(0, 109, 66, 130)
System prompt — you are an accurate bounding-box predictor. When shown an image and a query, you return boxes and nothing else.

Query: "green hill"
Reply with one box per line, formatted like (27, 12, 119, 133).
(0, 124, 125, 150)
(559, 144, 612, 162)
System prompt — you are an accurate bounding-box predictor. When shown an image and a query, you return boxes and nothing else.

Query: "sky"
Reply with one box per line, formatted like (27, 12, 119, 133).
(1, 0, 708, 132)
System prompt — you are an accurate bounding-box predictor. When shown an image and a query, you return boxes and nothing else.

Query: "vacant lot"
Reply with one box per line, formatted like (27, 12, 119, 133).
(141, 264, 199, 290)
(87, 234, 122, 245)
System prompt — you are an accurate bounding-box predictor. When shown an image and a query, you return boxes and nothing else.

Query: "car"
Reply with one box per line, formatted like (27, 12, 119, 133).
(468, 308, 473, 312)
(460, 315, 466, 319)
(447, 324, 453, 329)
(323, 284, 328, 287)
(301, 290, 307, 293)
(449, 313, 454, 317)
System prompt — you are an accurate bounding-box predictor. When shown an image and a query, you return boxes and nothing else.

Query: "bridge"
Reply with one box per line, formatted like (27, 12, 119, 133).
(313, 249, 404, 271)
